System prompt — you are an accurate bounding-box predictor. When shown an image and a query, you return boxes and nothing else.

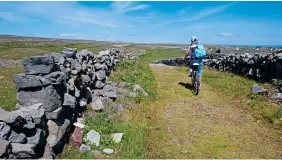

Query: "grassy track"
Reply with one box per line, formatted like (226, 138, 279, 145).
(144, 66, 282, 158)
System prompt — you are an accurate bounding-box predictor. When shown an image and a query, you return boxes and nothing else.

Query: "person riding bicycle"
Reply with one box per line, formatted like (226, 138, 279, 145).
(184, 36, 204, 86)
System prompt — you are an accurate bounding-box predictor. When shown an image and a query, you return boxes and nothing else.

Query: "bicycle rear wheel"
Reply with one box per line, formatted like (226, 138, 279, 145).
(193, 71, 200, 95)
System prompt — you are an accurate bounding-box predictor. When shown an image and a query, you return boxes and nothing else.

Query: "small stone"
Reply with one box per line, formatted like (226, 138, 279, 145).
(0, 139, 11, 158)
(73, 61, 82, 72)
(96, 70, 106, 80)
(73, 123, 85, 129)
(11, 143, 35, 159)
(103, 91, 118, 99)
(95, 80, 106, 89)
(26, 129, 45, 147)
(252, 84, 267, 94)
(9, 131, 26, 143)
(46, 119, 70, 147)
(79, 98, 87, 108)
(91, 150, 102, 157)
(77, 118, 84, 124)
(271, 93, 282, 100)
(90, 97, 104, 111)
(63, 93, 76, 106)
(111, 133, 124, 143)
(0, 122, 11, 140)
(71, 70, 78, 75)
(133, 84, 148, 96)
(46, 107, 62, 120)
(71, 127, 83, 148)
(81, 75, 91, 84)
(44, 71, 66, 85)
(79, 144, 91, 152)
(115, 103, 125, 111)
(103, 148, 114, 155)
(86, 130, 100, 146)
(94, 63, 105, 70)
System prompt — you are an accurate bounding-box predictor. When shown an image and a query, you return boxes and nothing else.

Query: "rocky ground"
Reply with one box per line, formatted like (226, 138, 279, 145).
(0, 47, 146, 159)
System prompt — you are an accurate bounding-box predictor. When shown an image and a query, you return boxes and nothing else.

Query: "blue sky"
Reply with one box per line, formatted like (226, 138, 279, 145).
(0, 1, 281, 45)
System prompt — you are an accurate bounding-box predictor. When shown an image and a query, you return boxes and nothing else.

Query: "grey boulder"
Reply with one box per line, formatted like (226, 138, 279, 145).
(17, 85, 62, 112)
(61, 47, 77, 58)
(21, 55, 55, 75)
(11, 143, 35, 159)
(79, 144, 91, 152)
(13, 74, 49, 90)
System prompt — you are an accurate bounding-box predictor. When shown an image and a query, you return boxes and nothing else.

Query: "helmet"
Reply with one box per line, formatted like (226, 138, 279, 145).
(191, 36, 197, 42)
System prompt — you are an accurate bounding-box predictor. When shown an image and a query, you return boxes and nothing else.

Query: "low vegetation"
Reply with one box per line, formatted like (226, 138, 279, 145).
(199, 68, 282, 129)
(0, 65, 23, 111)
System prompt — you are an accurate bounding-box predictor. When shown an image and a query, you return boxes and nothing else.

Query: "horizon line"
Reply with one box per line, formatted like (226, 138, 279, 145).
(0, 34, 282, 47)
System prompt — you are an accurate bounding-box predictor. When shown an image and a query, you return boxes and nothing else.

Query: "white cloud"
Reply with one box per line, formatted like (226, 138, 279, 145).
(220, 32, 233, 37)
(0, 12, 25, 22)
(110, 1, 150, 13)
(157, 2, 237, 26)
(59, 33, 84, 39)
(15, 2, 136, 28)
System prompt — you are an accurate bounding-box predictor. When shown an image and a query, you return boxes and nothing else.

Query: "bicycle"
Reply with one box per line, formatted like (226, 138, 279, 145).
(191, 62, 200, 95)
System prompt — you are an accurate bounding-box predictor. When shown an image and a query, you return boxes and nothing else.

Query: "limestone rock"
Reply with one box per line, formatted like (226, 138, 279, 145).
(86, 130, 100, 146)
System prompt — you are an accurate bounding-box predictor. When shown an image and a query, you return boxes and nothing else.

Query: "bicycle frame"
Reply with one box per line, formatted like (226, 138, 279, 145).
(191, 63, 199, 85)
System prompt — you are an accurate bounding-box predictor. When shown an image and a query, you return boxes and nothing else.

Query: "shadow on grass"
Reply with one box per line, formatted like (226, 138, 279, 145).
(178, 82, 199, 96)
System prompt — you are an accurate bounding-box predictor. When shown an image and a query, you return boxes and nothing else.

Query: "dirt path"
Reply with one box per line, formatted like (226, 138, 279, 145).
(145, 65, 282, 159)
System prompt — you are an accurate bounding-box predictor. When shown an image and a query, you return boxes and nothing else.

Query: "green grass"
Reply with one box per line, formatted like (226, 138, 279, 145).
(199, 67, 282, 129)
(140, 48, 185, 63)
(110, 60, 158, 102)
(0, 66, 24, 111)
(0, 41, 113, 60)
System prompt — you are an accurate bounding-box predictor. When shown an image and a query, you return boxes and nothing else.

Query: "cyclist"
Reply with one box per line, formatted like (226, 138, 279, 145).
(184, 36, 203, 86)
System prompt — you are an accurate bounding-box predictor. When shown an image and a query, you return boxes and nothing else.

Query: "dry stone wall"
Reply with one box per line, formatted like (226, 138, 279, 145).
(0, 47, 137, 159)
(152, 49, 282, 101)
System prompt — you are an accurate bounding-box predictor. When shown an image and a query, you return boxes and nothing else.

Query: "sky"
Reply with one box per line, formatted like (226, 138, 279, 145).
(0, 1, 281, 45)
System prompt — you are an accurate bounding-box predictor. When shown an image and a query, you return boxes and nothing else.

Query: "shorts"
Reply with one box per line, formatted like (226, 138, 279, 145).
(189, 59, 203, 76)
